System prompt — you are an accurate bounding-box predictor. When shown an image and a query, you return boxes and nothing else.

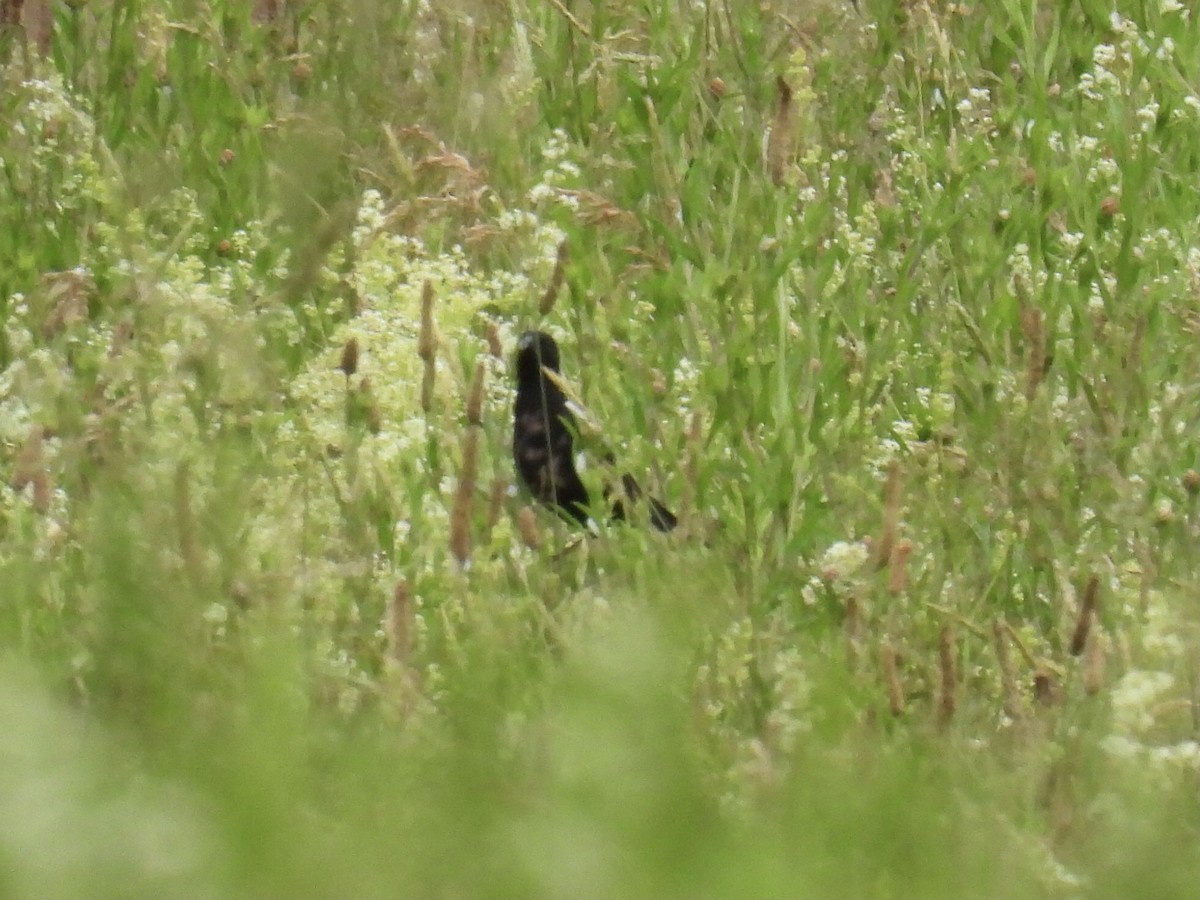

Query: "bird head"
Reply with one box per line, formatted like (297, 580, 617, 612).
(515, 330, 562, 382)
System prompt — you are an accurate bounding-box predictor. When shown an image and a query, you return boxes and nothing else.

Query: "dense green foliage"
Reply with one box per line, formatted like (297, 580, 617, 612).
(0, 1, 1197, 896)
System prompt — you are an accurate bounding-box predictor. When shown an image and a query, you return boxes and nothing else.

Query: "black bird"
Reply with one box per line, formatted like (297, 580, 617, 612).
(512, 330, 676, 532)
(512, 330, 591, 527)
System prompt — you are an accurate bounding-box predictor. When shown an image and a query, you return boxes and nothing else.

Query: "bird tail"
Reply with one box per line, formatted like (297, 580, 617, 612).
(607, 471, 677, 533)
(646, 495, 678, 532)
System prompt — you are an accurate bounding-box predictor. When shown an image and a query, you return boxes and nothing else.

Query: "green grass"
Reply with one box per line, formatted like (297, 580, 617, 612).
(1, 0, 1198, 896)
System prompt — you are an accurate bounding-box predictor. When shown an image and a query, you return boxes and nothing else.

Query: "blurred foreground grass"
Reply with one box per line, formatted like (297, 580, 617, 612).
(0, 1, 1198, 897)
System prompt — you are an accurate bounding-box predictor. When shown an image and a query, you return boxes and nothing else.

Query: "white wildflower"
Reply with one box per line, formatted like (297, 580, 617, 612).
(818, 541, 870, 582)
(1110, 669, 1175, 734)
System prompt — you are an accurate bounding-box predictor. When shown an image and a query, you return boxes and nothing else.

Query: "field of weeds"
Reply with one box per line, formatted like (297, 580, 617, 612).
(0, 2, 1197, 896)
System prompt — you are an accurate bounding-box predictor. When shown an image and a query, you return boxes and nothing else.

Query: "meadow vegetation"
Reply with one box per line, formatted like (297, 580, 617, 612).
(0, 1, 1197, 896)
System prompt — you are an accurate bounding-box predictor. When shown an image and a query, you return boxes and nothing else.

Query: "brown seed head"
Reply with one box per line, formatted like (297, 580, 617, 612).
(421, 366, 436, 414)
(1083, 633, 1105, 695)
(449, 429, 480, 566)
(1021, 306, 1046, 399)
(881, 641, 905, 717)
(539, 241, 569, 316)
(486, 478, 506, 532)
(1033, 668, 1058, 706)
(991, 619, 1020, 719)
(418, 281, 437, 361)
(0, 1, 22, 26)
(767, 76, 794, 186)
(253, 0, 279, 22)
(339, 337, 359, 378)
(937, 626, 956, 726)
(485, 322, 504, 359)
(1069, 574, 1100, 656)
(708, 77, 727, 99)
(465, 360, 485, 427)
(1184, 469, 1200, 494)
(887, 538, 913, 594)
(517, 506, 542, 551)
(873, 462, 902, 569)
(365, 399, 382, 434)
(387, 580, 414, 664)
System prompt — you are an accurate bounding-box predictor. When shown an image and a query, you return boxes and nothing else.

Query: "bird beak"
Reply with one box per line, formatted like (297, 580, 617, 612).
(518, 332, 536, 352)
